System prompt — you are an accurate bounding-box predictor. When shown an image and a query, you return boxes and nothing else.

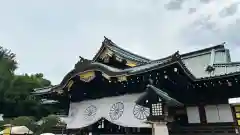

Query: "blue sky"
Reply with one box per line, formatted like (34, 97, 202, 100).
(0, 0, 240, 84)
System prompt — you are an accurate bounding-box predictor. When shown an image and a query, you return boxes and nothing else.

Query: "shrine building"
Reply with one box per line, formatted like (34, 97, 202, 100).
(33, 37, 240, 135)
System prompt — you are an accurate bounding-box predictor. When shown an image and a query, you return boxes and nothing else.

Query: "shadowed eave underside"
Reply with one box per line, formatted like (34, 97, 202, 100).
(60, 51, 197, 87)
(135, 84, 184, 107)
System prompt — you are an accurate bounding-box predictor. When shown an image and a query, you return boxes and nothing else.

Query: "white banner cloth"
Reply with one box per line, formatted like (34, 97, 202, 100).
(67, 93, 151, 129)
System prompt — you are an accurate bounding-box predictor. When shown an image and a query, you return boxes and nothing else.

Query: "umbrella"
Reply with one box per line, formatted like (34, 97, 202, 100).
(2, 124, 13, 128)
(0, 126, 33, 135)
(40, 133, 55, 135)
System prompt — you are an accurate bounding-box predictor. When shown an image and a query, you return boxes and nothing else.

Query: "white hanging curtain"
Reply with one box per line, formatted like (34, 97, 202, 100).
(67, 93, 151, 129)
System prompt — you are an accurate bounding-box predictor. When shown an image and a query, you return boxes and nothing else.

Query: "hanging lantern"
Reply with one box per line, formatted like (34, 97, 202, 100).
(151, 103, 163, 116)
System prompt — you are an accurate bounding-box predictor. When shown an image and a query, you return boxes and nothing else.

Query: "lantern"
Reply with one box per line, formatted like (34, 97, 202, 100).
(135, 84, 183, 122)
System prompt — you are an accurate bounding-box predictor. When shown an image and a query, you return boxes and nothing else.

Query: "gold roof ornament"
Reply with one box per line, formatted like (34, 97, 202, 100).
(79, 71, 96, 82)
(67, 80, 74, 91)
(126, 60, 137, 67)
(99, 49, 109, 59)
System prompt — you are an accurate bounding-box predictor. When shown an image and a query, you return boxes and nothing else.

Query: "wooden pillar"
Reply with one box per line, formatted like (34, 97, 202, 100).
(198, 104, 207, 124)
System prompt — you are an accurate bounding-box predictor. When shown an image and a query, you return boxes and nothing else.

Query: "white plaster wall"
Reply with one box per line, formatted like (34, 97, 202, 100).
(183, 53, 211, 78)
(213, 65, 240, 76)
(186, 107, 200, 124)
(226, 65, 240, 73)
(214, 51, 227, 63)
(205, 104, 233, 123)
(213, 66, 226, 76)
(182, 50, 238, 78)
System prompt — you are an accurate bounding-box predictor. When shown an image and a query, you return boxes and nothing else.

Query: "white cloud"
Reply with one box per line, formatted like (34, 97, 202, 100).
(0, 0, 239, 84)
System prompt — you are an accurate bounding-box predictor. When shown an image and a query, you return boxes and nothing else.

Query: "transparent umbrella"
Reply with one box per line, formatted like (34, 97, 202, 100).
(40, 133, 55, 135)
(0, 126, 33, 135)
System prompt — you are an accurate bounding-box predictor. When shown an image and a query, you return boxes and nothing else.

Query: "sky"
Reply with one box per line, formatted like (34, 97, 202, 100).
(0, 0, 240, 84)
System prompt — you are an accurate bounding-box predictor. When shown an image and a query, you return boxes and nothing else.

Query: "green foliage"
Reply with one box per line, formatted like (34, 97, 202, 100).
(0, 47, 17, 114)
(0, 115, 64, 134)
(35, 115, 64, 134)
(0, 46, 66, 134)
(0, 46, 54, 118)
(2, 73, 52, 117)
(10, 116, 36, 131)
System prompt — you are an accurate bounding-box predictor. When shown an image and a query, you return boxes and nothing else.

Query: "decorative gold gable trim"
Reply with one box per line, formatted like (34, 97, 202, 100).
(79, 71, 96, 82)
(67, 80, 74, 91)
(100, 48, 113, 59)
(126, 60, 137, 67)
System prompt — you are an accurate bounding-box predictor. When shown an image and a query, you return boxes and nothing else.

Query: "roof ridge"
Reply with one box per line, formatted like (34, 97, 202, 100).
(95, 37, 226, 63)
(105, 37, 226, 61)
(103, 37, 151, 62)
(142, 44, 226, 64)
(213, 62, 240, 65)
(181, 43, 225, 58)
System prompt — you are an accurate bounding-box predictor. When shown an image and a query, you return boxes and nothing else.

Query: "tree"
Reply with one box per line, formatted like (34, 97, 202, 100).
(35, 115, 64, 134)
(2, 74, 52, 117)
(0, 46, 53, 118)
(0, 47, 17, 114)
(10, 116, 36, 131)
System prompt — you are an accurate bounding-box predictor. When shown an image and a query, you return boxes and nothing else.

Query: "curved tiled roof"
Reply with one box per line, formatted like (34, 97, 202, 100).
(93, 37, 151, 63)
(60, 39, 233, 88)
(32, 85, 63, 95)
(60, 52, 196, 87)
(93, 37, 226, 64)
